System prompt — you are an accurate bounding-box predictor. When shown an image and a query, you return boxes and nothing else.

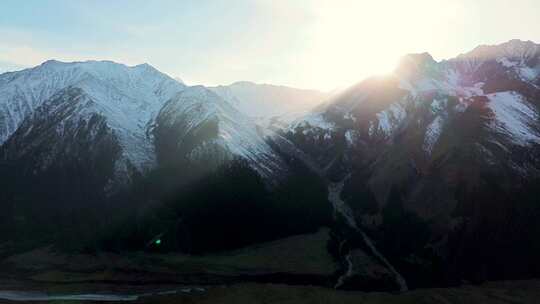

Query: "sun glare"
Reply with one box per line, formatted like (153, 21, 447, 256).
(301, 0, 465, 90)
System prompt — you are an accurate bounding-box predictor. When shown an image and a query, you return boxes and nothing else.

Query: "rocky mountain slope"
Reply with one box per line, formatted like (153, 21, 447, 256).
(0, 60, 287, 184)
(153, 85, 286, 178)
(0, 60, 186, 173)
(286, 39, 540, 287)
(0, 57, 325, 263)
(1, 39, 540, 291)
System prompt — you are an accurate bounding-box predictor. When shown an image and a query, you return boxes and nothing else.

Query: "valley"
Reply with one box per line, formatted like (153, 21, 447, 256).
(1, 39, 540, 299)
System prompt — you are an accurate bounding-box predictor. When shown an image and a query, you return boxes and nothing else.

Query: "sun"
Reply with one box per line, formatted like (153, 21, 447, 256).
(301, 0, 464, 90)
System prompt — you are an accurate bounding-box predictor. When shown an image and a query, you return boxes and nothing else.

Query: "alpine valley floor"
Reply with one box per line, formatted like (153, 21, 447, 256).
(1, 229, 540, 303)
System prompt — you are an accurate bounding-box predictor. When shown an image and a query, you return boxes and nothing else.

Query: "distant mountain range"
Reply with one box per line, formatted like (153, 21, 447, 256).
(1, 39, 539, 291)
(210, 81, 328, 128)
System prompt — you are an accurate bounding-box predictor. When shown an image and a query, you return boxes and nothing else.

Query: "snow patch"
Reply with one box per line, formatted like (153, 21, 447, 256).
(430, 99, 447, 114)
(519, 66, 538, 82)
(375, 103, 407, 137)
(487, 92, 540, 145)
(290, 113, 335, 132)
(423, 116, 444, 154)
(497, 57, 517, 68)
(368, 121, 375, 137)
(344, 112, 357, 122)
(345, 130, 356, 146)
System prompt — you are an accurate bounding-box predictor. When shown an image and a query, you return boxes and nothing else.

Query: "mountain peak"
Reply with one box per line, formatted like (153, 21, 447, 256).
(36, 60, 163, 75)
(504, 38, 538, 47)
(41, 59, 62, 66)
(230, 81, 257, 87)
(402, 52, 436, 64)
(457, 39, 540, 62)
(395, 52, 438, 78)
(133, 62, 160, 72)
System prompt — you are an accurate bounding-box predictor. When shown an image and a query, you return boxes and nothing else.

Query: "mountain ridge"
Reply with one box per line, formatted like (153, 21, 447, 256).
(283, 39, 540, 287)
(1, 39, 540, 291)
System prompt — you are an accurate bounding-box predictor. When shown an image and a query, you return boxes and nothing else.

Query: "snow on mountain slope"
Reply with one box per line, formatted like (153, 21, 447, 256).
(423, 115, 445, 154)
(0, 60, 186, 170)
(486, 91, 540, 145)
(154, 86, 286, 177)
(373, 101, 408, 138)
(290, 40, 540, 154)
(289, 112, 336, 134)
(455, 39, 540, 67)
(280, 42, 540, 288)
(210, 81, 327, 127)
(1, 87, 122, 176)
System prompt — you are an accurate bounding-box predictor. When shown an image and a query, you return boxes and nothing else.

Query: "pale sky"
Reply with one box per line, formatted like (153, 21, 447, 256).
(0, 0, 539, 91)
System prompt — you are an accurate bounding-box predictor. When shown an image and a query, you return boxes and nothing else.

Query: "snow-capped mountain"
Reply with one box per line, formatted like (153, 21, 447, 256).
(210, 81, 327, 128)
(1, 87, 127, 192)
(289, 39, 540, 165)
(0, 60, 186, 172)
(2, 40, 540, 289)
(0, 60, 320, 270)
(0, 60, 292, 186)
(285, 39, 540, 286)
(153, 86, 286, 178)
(286, 40, 540, 215)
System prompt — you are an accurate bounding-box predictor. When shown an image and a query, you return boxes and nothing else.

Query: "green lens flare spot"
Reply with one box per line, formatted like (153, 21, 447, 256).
(155, 239, 161, 245)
